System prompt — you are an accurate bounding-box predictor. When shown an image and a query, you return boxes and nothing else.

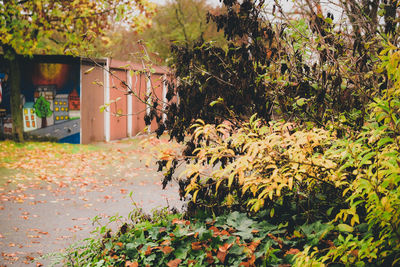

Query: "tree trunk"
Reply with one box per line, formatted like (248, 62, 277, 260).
(41, 116, 47, 128)
(3, 46, 24, 142)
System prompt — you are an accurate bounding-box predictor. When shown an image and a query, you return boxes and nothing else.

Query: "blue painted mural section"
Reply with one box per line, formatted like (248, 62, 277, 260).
(0, 56, 81, 143)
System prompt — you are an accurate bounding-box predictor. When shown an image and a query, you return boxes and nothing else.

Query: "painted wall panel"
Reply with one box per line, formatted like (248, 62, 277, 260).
(3, 56, 82, 143)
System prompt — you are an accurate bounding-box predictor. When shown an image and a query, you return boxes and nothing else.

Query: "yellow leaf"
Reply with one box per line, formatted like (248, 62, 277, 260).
(166, 160, 172, 170)
(192, 190, 199, 203)
(228, 173, 235, 188)
(84, 67, 95, 74)
(288, 177, 293, 190)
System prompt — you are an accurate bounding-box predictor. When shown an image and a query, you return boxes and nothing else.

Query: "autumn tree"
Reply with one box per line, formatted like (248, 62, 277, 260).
(101, 0, 226, 62)
(33, 96, 52, 128)
(0, 0, 156, 142)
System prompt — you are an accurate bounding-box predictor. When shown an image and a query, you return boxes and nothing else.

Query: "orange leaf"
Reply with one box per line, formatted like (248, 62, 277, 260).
(285, 248, 300, 255)
(247, 239, 261, 252)
(220, 229, 230, 236)
(125, 261, 139, 267)
(161, 246, 173, 254)
(267, 234, 283, 248)
(187, 259, 197, 265)
(145, 246, 152, 256)
(161, 239, 171, 246)
(217, 250, 227, 263)
(240, 254, 256, 266)
(350, 250, 359, 257)
(248, 254, 256, 265)
(206, 250, 214, 264)
(167, 258, 182, 267)
(191, 241, 202, 250)
(219, 243, 233, 253)
(217, 243, 232, 263)
(209, 226, 220, 236)
(172, 219, 189, 225)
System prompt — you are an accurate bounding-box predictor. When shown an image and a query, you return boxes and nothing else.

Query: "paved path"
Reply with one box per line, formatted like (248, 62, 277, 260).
(0, 138, 183, 266)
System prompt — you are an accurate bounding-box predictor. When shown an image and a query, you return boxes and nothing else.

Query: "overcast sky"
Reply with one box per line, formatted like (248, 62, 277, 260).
(149, 0, 343, 22)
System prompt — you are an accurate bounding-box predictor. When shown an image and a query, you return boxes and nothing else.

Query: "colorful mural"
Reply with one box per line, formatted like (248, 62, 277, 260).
(0, 56, 81, 143)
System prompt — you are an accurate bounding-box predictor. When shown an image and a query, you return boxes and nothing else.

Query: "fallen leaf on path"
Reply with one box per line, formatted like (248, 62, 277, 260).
(120, 189, 128, 194)
(38, 231, 48, 235)
(56, 235, 70, 240)
(25, 256, 35, 261)
(72, 217, 89, 221)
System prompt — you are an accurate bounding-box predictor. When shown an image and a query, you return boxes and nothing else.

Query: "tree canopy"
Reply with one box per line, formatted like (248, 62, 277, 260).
(0, 0, 156, 57)
(101, 0, 226, 62)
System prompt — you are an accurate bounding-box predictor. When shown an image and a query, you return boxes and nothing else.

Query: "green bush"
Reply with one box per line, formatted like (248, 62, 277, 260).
(295, 42, 400, 266)
(60, 209, 339, 267)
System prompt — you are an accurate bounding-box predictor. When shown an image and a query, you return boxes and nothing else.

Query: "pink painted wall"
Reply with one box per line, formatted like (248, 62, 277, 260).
(149, 73, 165, 131)
(131, 73, 148, 135)
(81, 62, 105, 144)
(109, 68, 128, 141)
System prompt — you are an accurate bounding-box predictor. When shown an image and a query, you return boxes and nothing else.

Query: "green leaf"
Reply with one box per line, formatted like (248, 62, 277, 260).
(296, 98, 306, 107)
(377, 137, 393, 148)
(337, 224, 354, 233)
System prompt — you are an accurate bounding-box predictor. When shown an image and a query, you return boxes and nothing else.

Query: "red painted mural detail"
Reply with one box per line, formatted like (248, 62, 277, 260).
(31, 63, 70, 89)
(69, 88, 80, 110)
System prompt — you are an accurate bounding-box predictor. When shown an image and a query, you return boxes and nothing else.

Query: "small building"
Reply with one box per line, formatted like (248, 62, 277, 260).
(23, 102, 37, 131)
(3, 116, 12, 135)
(54, 94, 69, 124)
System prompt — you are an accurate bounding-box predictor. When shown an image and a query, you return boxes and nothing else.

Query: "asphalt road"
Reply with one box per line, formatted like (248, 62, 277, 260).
(0, 138, 183, 266)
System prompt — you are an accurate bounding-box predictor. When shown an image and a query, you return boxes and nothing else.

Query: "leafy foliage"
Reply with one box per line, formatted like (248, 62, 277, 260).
(0, 0, 156, 57)
(177, 117, 342, 216)
(61, 208, 337, 267)
(155, 0, 399, 142)
(295, 41, 400, 267)
(33, 96, 52, 119)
